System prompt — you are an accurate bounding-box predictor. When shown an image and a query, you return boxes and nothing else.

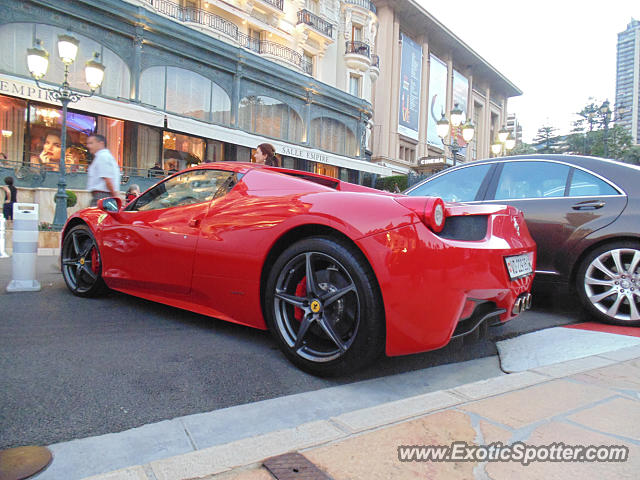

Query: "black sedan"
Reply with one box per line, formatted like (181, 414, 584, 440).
(405, 154, 640, 326)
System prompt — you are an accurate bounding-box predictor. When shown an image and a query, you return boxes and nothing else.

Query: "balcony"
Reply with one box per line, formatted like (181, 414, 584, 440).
(239, 33, 313, 75)
(344, 40, 371, 71)
(343, 0, 377, 14)
(297, 9, 334, 39)
(141, 0, 312, 75)
(255, 0, 284, 12)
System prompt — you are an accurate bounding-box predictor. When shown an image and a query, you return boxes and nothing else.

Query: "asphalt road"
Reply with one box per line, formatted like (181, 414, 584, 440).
(0, 257, 586, 449)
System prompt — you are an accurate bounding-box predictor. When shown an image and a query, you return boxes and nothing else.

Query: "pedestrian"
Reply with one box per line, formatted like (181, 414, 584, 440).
(125, 184, 140, 203)
(86, 134, 120, 207)
(2, 176, 17, 224)
(254, 143, 279, 167)
(148, 162, 164, 178)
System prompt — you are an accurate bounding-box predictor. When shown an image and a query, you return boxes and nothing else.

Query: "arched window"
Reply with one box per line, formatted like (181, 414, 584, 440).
(140, 66, 230, 125)
(0, 23, 131, 99)
(310, 117, 357, 156)
(238, 96, 303, 142)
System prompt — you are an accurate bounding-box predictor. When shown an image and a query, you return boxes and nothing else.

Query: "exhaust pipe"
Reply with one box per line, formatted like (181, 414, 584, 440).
(512, 293, 532, 315)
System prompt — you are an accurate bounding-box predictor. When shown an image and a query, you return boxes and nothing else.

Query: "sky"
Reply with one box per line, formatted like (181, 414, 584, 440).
(417, 0, 638, 143)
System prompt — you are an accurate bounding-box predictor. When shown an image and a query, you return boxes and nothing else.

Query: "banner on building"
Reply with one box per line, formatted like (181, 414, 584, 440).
(427, 54, 447, 148)
(397, 33, 422, 140)
(452, 69, 469, 155)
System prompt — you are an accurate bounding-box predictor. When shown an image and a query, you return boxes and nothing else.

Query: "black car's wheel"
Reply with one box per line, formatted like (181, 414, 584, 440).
(264, 237, 385, 376)
(61, 224, 107, 297)
(576, 241, 640, 326)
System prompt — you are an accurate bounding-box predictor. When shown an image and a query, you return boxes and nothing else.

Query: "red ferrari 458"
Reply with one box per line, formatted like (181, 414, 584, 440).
(61, 163, 536, 375)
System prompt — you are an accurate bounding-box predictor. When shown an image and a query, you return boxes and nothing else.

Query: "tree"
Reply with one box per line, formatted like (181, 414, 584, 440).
(532, 125, 560, 153)
(510, 142, 537, 155)
(621, 145, 640, 165)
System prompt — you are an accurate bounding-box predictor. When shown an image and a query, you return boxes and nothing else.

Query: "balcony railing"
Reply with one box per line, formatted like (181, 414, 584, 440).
(256, 0, 284, 11)
(371, 54, 380, 68)
(345, 40, 370, 58)
(141, 0, 312, 74)
(239, 33, 313, 74)
(297, 9, 334, 38)
(343, 0, 377, 14)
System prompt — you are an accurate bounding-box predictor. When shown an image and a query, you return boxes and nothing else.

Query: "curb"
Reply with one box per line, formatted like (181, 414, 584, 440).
(82, 344, 640, 480)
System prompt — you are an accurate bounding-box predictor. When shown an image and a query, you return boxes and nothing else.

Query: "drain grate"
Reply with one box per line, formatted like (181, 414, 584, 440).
(263, 452, 333, 480)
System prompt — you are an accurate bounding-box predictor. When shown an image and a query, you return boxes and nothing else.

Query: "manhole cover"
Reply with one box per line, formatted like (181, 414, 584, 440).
(263, 452, 332, 480)
(0, 446, 52, 480)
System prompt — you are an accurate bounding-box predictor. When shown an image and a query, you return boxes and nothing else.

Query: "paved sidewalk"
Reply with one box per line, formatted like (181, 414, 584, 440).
(84, 345, 640, 480)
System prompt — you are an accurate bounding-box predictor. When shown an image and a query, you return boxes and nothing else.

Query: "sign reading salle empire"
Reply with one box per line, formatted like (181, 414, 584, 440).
(280, 145, 330, 164)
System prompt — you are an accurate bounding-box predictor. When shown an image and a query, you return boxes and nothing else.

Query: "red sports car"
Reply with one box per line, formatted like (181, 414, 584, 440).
(61, 163, 536, 375)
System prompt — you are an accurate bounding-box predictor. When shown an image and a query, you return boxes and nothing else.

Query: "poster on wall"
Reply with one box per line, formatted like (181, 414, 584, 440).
(397, 33, 422, 140)
(426, 54, 447, 148)
(452, 69, 469, 155)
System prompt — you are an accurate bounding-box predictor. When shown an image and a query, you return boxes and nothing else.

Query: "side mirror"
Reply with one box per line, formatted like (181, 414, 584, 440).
(97, 197, 122, 213)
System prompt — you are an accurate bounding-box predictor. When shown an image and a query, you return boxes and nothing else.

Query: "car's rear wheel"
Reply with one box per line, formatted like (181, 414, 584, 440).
(61, 224, 107, 297)
(576, 241, 640, 326)
(264, 237, 385, 376)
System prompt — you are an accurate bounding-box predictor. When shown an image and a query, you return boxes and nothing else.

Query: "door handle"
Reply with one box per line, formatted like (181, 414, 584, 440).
(188, 218, 201, 228)
(572, 200, 605, 210)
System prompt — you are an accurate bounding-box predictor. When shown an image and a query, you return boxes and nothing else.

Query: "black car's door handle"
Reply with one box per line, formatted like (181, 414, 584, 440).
(572, 200, 605, 210)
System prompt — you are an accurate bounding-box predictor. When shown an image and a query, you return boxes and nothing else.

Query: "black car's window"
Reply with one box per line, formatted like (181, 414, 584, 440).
(129, 169, 235, 211)
(408, 164, 492, 202)
(495, 161, 570, 200)
(569, 169, 619, 196)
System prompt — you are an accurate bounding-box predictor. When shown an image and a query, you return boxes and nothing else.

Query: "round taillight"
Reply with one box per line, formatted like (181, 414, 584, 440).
(424, 197, 446, 233)
(434, 203, 444, 228)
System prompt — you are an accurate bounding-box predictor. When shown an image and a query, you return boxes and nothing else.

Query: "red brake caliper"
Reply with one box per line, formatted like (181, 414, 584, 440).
(91, 247, 100, 273)
(294, 276, 306, 321)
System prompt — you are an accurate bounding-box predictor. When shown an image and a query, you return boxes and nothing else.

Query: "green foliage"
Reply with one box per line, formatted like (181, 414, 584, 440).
(510, 143, 537, 155)
(375, 175, 408, 192)
(65, 190, 77, 208)
(532, 125, 561, 153)
(38, 222, 56, 231)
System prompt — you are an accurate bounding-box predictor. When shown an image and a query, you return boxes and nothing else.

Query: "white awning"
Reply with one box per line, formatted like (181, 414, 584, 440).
(0, 73, 165, 127)
(166, 114, 392, 176)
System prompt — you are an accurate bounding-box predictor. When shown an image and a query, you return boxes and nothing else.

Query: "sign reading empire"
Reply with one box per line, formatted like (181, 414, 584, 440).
(397, 33, 422, 141)
(0, 76, 58, 102)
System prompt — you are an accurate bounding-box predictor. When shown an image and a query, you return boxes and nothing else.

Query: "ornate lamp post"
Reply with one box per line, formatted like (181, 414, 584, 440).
(27, 35, 105, 229)
(491, 127, 516, 157)
(436, 102, 474, 166)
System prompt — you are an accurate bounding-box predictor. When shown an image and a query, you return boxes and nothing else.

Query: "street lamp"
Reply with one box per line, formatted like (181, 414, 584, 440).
(491, 130, 515, 157)
(27, 36, 105, 229)
(436, 102, 474, 166)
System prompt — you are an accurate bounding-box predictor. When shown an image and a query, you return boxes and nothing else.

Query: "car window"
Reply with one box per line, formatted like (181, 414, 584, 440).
(494, 161, 570, 200)
(408, 164, 492, 202)
(129, 169, 235, 211)
(569, 169, 619, 196)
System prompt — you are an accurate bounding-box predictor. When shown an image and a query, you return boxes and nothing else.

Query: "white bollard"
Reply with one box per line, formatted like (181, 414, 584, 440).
(6, 203, 41, 292)
(0, 214, 9, 258)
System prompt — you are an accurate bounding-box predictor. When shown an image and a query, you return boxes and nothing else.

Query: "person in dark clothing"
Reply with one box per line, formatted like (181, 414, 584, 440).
(2, 176, 17, 222)
(254, 143, 279, 167)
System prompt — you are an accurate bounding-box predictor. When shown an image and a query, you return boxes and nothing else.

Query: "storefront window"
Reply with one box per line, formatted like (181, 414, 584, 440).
(239, 96, 303, 143)
(310, 117, 357, 157)
(315, 163, 338, 178)
(97, 117, 124, 166)
(0, 23, 130, 99)
(140, 66, 231, 125)
(27, 104, 95, 172)
(137, 125, 161, 173)
(206, 139, 225, 162)
(0, 95, 27, 164)
(162, 131, 204, 174)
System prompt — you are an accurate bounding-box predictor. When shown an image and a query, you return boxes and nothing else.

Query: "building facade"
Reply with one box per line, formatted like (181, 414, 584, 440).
(506, 113, 523, 147)
(615, 18, 640, 145)
(0, 0, 389, 221)
(370, 0, 521, 175)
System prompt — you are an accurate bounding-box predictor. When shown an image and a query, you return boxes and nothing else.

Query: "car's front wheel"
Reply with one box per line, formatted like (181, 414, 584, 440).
(576, 241, 640, 326)
(61, 224, 107, 297)
(264, 237, 385, 376)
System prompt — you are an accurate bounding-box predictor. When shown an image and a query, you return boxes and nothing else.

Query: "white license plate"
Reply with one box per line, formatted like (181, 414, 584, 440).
(505, 253, 533, 279)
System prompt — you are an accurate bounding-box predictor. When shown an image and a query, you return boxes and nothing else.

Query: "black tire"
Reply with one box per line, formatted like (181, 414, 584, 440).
(61, 224, 108, 297)
(576, 240, 640, 326)
(264, 237, 385, 376)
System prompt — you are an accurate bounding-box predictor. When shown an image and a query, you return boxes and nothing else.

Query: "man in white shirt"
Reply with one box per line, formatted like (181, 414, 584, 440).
(86, 134, 121, 206)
